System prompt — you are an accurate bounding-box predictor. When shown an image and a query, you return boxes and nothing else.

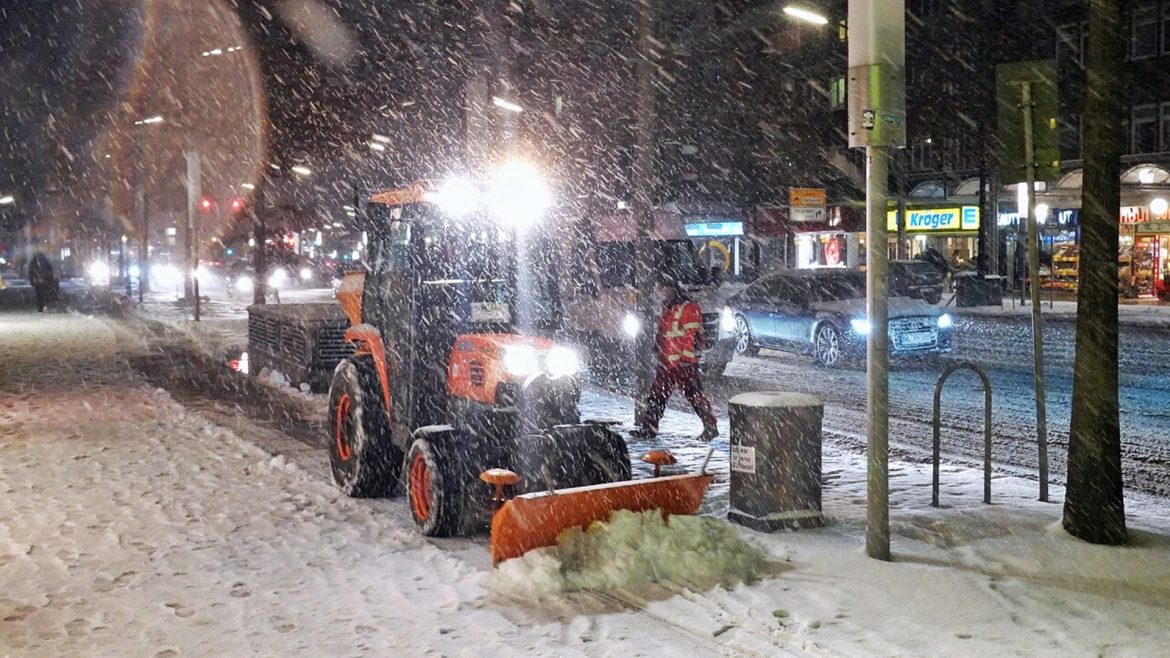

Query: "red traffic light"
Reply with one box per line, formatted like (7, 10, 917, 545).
(200, 196, 214, 211)
(230, 197, 244, 212)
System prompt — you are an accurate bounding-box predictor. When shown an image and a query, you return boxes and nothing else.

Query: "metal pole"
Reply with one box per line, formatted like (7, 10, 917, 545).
(1020, 82, 1049, 502)
(252, 175, 267, 306)
(631, 0, 659, 424)
(185, 150, 201, 321)
(866, 145, 891, 561)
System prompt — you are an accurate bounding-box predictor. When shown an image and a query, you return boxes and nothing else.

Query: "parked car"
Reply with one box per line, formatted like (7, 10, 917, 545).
(889, 260, 946, 304)
(726, 269, 954, 367)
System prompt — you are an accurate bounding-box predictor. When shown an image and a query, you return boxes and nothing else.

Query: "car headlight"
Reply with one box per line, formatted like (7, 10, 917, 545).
(622, 312, 641, 338)
(502, 345, 539, 377)
(300, 267, 313, 281)
(86, 260, 110, 284)
(850, 318, 872, 335)
(236, 274, 254, 291)
(268, 268, 288, 289)
(720, 306, 736, 332)
(937, 313, 953, 329)
(546, 346, 581, 378)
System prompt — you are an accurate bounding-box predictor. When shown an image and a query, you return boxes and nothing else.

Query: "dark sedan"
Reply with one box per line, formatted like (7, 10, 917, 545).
(726, 269, 954, 367)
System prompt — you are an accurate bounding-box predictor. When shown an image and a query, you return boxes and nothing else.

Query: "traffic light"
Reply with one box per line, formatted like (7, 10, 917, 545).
(200, 196, 214, 212)
(230, 197, 244, 212)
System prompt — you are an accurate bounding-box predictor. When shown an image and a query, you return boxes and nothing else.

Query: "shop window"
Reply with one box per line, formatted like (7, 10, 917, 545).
(1132, 104, 1159, 154)
(1132, 5, 1160, 59)
(829, 76, 846, 110)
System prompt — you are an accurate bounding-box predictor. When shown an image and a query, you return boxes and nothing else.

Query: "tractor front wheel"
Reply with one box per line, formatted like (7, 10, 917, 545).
(328, 357, 400, 497)
(405, 429, 471, 537)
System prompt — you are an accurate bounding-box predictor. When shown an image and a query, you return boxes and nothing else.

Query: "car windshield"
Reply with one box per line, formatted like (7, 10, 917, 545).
(809, 274, 865, 301)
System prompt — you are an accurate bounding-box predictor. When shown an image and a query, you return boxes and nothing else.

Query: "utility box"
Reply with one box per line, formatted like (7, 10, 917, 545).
(727, 392, 824, 531)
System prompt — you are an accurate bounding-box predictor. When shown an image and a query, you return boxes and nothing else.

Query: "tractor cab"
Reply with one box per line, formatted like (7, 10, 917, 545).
(328, 165, 632, 537)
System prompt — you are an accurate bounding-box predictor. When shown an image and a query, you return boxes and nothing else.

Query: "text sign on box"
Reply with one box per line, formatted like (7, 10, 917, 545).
(731, 444, 757, 473)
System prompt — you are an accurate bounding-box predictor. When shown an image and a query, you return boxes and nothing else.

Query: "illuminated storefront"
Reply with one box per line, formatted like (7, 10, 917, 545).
(886, 205, 981, 262)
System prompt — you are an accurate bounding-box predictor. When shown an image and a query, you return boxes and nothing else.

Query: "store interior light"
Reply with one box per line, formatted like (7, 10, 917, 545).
(1151, 197, 1169, 217)
(492, 96, 524, 113)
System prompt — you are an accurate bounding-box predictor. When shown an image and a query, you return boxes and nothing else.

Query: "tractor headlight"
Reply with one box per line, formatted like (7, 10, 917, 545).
(502, 345, 539, 377)
(434, 176, 480, 217)
(720, 306, 736, 332)
(937, 313, 953, 329)
(850, 318, 872, 335)
(546, 346, 581, 378)
(622, 312, 641, 338)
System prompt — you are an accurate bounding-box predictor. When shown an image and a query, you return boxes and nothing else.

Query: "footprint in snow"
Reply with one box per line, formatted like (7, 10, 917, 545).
(165, 603, 195, 618)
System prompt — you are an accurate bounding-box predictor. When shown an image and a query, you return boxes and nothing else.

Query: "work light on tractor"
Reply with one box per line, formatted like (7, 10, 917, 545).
(325, 162, 714, 566)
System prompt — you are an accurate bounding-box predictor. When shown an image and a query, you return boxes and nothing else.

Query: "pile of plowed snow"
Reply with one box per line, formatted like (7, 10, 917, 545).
(490, 510, 770, 597)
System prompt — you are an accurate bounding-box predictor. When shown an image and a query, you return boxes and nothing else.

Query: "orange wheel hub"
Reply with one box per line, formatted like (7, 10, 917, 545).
(410, 452, 431, 521)
(334, 394, 353, 461)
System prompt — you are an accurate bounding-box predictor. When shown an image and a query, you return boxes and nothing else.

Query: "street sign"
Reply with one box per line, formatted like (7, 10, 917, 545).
(790, 188, 827, 206)
(790, 206, 828, 223)
(996, 60, 1060, 181)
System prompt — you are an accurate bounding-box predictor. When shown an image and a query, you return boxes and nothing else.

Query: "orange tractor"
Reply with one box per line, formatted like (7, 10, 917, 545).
(329, 166, 713, 562)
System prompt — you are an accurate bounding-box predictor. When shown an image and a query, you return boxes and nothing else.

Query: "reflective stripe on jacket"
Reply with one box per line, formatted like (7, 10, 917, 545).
(657, 300, 703, 366)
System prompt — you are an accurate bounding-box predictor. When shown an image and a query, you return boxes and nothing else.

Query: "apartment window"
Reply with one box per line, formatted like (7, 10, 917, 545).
(829, 76, 846, 110)
(1133, 5, 1160, 59)
(1163, 1, 1170, 53)
(1133, 104, 1159, 154)
(1060, 113, 1082, 159)
(1161, 102, 1170, 151)
(1055, 23, 1081, 65)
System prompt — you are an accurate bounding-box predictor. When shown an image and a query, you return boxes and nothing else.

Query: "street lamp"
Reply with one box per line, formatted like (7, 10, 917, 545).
(290, 165, 312, 176)
(491, 96, 524, 113)
(0, 195, 14, 205)
(133, 115, 164, 126)
(783, 5, 829, 25)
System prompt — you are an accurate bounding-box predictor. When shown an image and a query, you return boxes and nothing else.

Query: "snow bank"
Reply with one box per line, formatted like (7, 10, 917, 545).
(490, 510, 771, 598)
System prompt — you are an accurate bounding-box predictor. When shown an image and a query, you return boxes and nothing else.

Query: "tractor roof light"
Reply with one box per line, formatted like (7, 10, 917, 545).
(431, 176, 480, 218)
(487, 160, 551, 231)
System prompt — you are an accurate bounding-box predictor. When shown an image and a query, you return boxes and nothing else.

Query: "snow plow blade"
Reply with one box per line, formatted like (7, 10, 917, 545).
(489, 473, 714, 565)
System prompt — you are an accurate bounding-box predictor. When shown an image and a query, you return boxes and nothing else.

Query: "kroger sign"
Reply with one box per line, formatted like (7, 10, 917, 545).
(886, 206, 980, 232)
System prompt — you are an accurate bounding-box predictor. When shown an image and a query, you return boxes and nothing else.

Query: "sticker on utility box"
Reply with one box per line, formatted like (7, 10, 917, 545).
(730, 445, 756, 473)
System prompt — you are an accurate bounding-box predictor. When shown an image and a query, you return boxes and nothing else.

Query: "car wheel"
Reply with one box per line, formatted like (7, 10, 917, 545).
(814, 323, 843, 368)
(734, 315, 759, 356)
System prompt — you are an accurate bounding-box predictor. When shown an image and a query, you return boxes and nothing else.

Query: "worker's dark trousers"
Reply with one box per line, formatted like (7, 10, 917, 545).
(33, 285, 51, 312)
(639, 364, 717, 435)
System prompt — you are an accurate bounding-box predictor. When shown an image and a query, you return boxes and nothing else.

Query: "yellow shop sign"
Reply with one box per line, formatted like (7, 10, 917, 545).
(886, 206, 980, 232)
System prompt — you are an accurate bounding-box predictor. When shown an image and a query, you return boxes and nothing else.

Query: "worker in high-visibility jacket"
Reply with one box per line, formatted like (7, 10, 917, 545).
(630, 280, 718, 441)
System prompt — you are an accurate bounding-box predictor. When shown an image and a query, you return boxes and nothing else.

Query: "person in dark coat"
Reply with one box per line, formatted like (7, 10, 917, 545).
(27, 252, 57, 313)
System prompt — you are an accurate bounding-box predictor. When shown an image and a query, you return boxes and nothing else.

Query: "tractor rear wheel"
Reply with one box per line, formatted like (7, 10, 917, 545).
(405, 428, 474, 537)
(328, 357, 401, 497)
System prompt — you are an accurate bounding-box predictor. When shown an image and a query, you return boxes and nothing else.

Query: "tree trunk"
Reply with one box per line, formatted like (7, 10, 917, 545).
(1063, 0, 1127, 545)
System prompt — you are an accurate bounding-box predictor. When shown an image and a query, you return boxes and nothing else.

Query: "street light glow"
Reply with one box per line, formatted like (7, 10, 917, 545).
(492, 96, 524, 113)
(0, 195, 14, 205)
(369, 142, 386, 151)
(241, 182, 255, 190)
(291, 165, 312, 176)
(134, 115, 164, 125)
(783, 5, 829, 25)
(371, 133, 391, 144)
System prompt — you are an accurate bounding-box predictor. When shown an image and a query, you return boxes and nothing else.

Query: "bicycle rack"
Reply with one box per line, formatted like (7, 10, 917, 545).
(932, 361, 993, 507)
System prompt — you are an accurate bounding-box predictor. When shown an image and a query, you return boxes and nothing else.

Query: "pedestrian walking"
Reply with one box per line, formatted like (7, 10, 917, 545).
(630, 278, 718, 441)
(27, 251, 57, 313)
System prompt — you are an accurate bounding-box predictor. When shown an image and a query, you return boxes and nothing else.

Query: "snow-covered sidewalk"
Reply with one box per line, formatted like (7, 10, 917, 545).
(4, 310, 1170, 656)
